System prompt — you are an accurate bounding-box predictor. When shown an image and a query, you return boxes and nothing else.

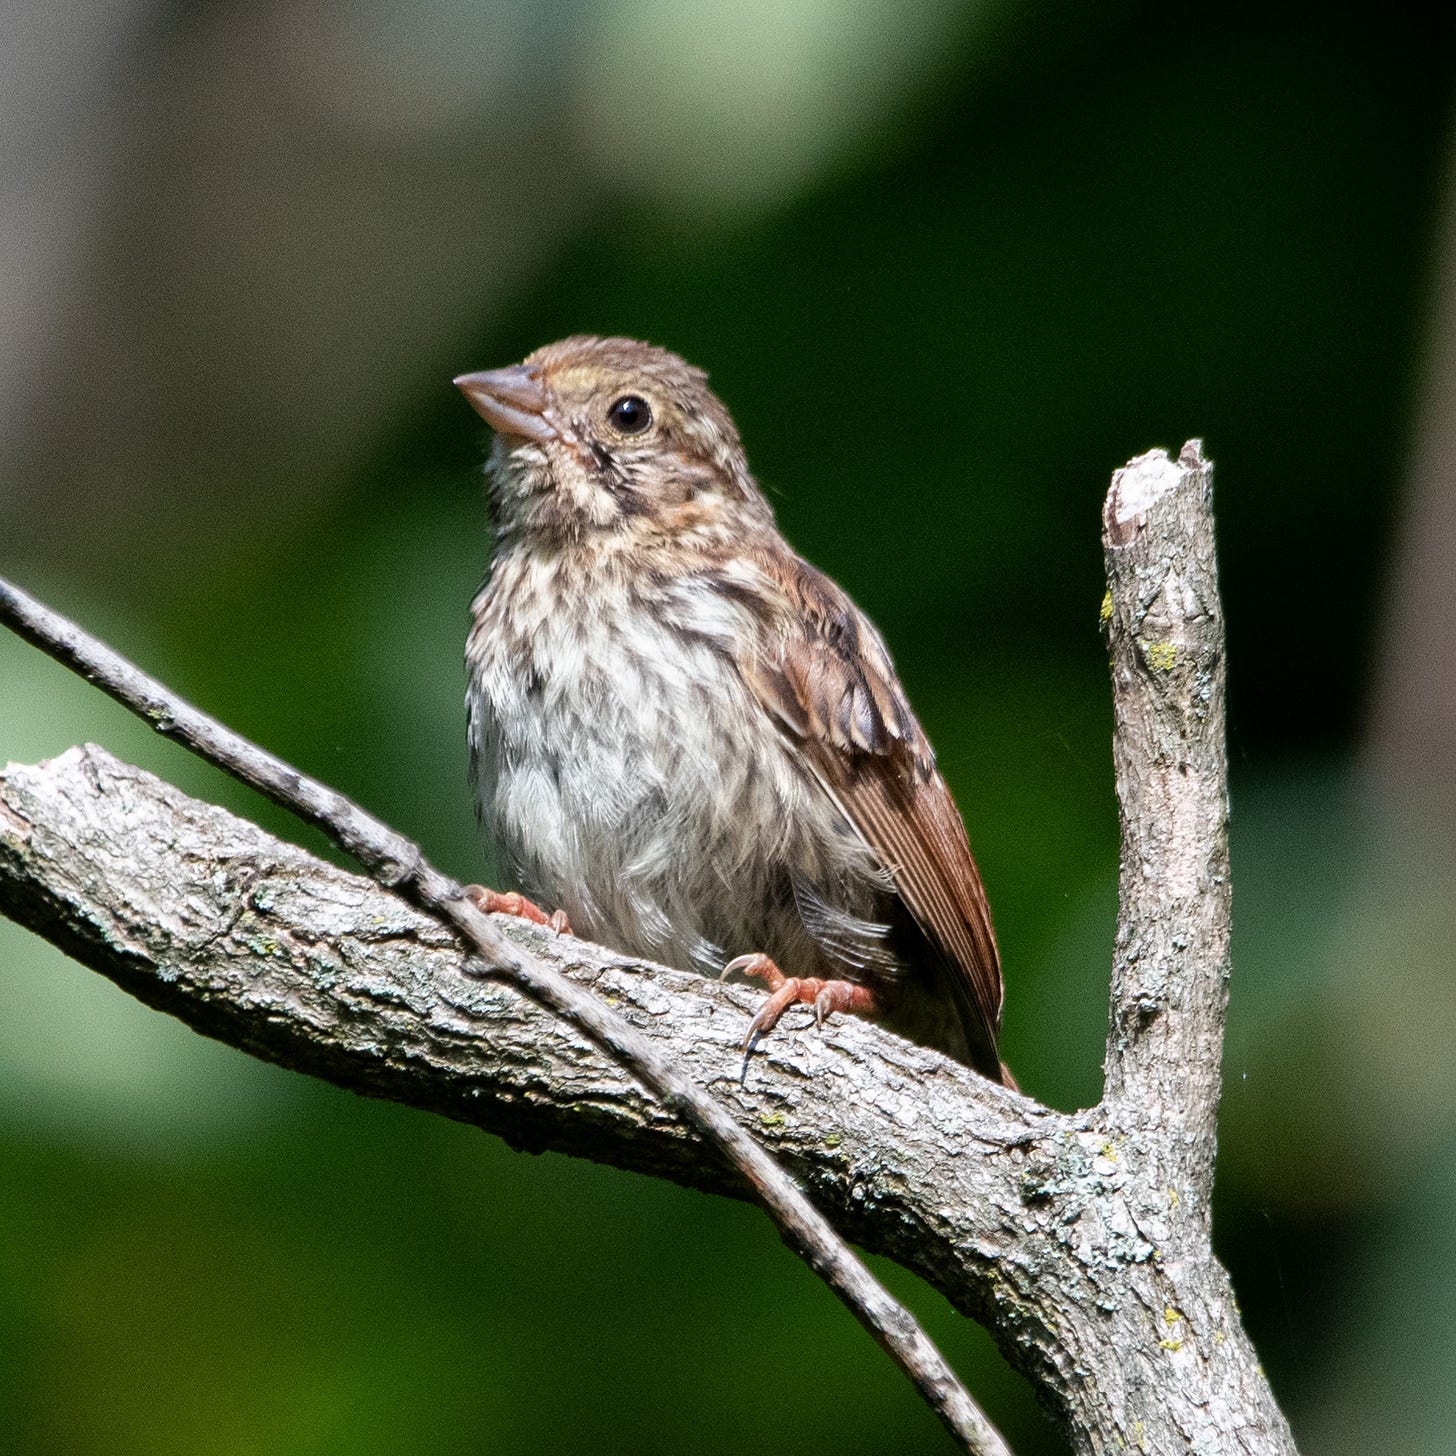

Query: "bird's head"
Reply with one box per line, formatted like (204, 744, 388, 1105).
(456, 335, 773, 551)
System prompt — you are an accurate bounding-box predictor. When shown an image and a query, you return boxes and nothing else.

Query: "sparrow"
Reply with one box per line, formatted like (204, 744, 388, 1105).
(455, 336, 1011, 1085)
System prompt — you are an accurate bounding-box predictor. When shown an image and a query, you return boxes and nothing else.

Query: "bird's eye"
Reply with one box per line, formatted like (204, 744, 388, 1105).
(607, 395, 652, 435)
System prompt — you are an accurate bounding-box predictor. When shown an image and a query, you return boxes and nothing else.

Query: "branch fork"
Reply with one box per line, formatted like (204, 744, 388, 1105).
(0, 442, 1297, 1455)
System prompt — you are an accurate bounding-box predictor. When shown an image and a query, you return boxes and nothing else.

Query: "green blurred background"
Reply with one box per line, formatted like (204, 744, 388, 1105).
(3, 1, 1454, 1451)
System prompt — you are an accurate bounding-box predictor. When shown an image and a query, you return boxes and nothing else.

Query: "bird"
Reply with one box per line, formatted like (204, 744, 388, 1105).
(455, 335, 1011, 1085)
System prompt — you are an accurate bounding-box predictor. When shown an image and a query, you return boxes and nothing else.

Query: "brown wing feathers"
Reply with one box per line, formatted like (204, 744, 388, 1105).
(838, 768, 1005, 1079)
(742, 553, 1006, 1081)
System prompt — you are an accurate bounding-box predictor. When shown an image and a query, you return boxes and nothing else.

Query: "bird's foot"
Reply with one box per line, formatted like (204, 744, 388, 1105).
(464, 885, 572, 936)
(720, 953, 877, 1066)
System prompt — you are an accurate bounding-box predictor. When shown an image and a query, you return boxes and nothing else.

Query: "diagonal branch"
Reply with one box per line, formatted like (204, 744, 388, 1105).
(0, 741, 1044, 1234)
(0, 575, 1010, 1456)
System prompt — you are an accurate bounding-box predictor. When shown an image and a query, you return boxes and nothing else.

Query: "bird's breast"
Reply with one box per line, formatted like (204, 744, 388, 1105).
(468, 555, 839, 971)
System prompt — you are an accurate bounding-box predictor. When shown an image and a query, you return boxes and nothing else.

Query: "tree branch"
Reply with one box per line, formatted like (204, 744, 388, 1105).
(0, 444, 1300, 1454)
(1101, 440, 1230, 1193)
(0, 575, 1007, 1456)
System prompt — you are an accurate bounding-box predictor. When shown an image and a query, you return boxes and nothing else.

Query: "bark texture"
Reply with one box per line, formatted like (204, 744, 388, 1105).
(0, 442, 1298, 1455)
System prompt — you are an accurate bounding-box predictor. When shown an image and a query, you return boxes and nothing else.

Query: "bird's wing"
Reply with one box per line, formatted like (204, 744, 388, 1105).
(732, 550, 1005, 1081)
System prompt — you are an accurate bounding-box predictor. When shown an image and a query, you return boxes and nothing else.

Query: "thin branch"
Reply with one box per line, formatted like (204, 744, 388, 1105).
(1100, 441, 1230, 1194)
(0, 574, 1011, 1456)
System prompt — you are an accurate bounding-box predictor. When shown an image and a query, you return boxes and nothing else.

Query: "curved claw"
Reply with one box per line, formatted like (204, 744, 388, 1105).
(742, 977, 806, 1055)
(744, 974, 879, 1055)
(720, 952, 784, 988)
(722, 952, 879, 1080)
(813, 987, 834, 1029)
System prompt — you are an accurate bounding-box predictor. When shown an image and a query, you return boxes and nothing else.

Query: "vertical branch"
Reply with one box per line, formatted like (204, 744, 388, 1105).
(1100, 441, 1230, 1194)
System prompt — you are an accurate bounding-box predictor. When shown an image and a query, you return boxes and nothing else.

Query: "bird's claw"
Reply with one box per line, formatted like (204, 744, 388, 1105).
(465, 885, 572, 936)
(720, 952, 784, 989)
(722, 952, 877, 1078)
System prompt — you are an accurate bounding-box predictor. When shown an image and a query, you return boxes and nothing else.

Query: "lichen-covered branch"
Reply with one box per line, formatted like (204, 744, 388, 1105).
(1101, 441, 1230, 1197)
(0, 444, 1299, 1455)
(0, 574, 1004, 1456)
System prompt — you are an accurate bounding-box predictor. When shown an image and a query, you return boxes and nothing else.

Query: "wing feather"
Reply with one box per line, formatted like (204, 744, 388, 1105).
(735, 549, 1005, 1081)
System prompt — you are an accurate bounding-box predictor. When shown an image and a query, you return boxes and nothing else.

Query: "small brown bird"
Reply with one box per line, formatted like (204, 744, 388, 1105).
(456, 336, 1011, 1085)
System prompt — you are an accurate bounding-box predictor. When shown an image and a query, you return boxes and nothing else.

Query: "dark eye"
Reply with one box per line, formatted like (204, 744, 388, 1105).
(607, 395, 652, 435)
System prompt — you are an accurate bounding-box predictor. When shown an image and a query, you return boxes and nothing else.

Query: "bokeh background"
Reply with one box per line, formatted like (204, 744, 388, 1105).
(3, 2, 1454, 1451)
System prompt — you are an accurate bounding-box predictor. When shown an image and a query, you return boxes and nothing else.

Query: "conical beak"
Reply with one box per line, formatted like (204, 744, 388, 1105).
(453, 365, 559, 443)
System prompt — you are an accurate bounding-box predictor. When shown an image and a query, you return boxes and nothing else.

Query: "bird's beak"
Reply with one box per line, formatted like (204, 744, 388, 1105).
(453, 365, 559, 444)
